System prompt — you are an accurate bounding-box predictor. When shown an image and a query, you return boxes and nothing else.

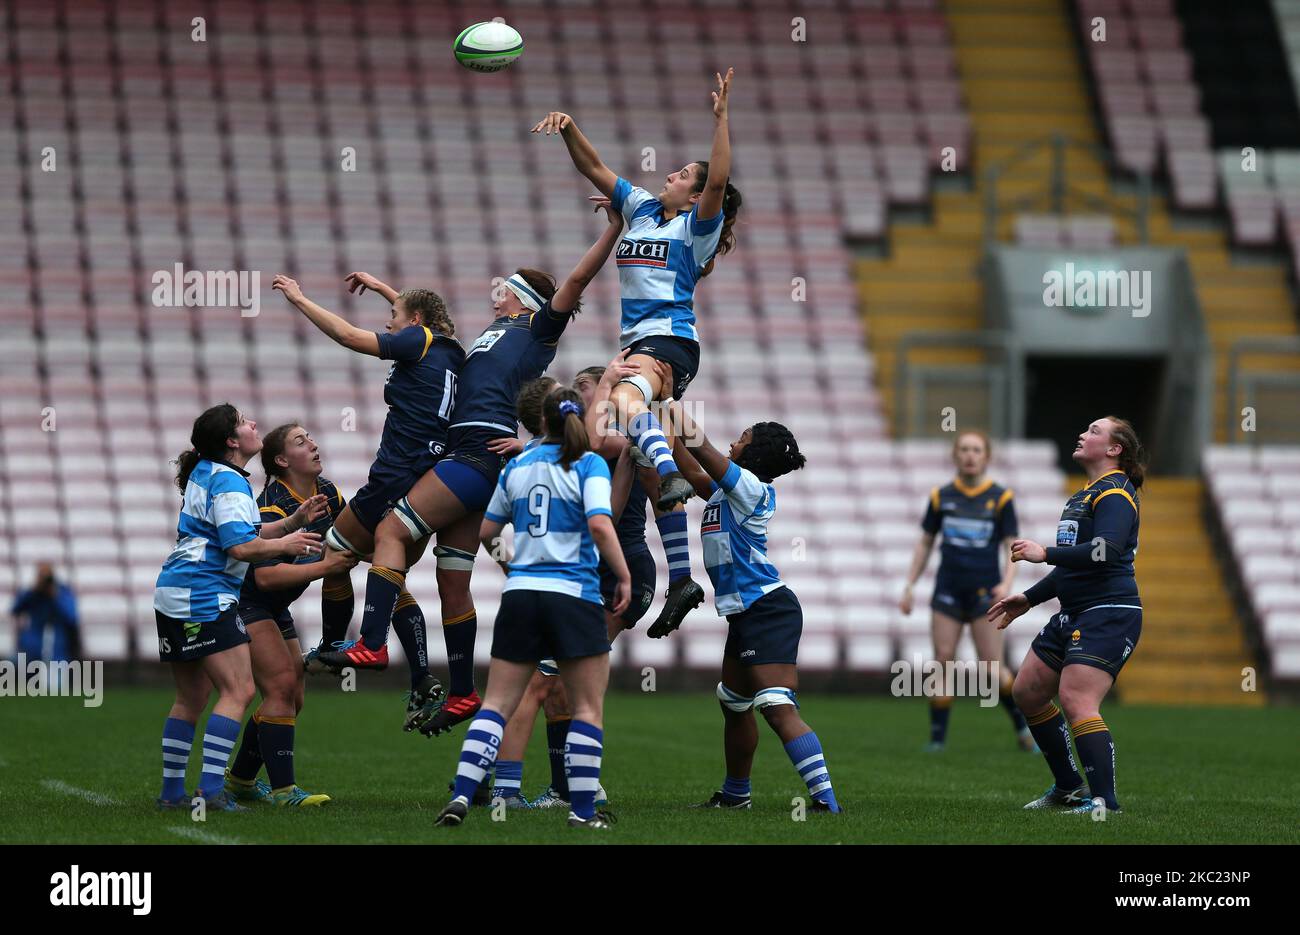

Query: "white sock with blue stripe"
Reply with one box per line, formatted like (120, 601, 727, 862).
(452, 710, 506, 802)
(628, 410, 679, 478)
(564, 720, 604, 819)
(784, 731, 840, 813)
(197, 714, 241, 798)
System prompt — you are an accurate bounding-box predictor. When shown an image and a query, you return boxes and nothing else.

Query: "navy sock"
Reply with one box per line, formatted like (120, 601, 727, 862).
(443, 609, 477, 698)
(656, 510, 691, 583)
(1072, 717, 1119, 809)
(629, 410, 678, 477)
(1025, 703, 1085, 790)
(229, 712, 263, 782)
(929, 698, 952, 744)
(358, 566, 405, 650)
(564, 720, 604, 820)
(198, 713, 242, 798)
(160, 716, 194, 801)
(391, 591, 429, 690)
(453, 711, 506, 802)
(546, 717, 571, 799)
(1001, 681, 1028, 732)
(722, 775, 751, 799)
(320, 577, 354, 647)
(784, 730, 839, 812)
(257, 716, 296, 791)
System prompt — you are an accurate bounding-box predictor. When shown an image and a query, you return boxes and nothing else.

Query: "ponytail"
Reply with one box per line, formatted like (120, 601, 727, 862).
(691, 160, 742, 279)
(543, 387, 590, 469)
(174, 403, 241, 493)
(1103, 415, 1147, 491)
(174, 449, 201, 495)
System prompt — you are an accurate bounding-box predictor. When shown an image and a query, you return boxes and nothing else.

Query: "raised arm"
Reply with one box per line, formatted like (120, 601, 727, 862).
(273, 275, 381, 356)
(531, 111, 618, 198)
(586, 350, 640, 458)
(665, 399, 731, 484)
(551, 195, 624, 314)
(696, 69, 733, 222)
(344, 271, 399, 305)
(669, 434, 715, 500)
(610, 445, 634, 522)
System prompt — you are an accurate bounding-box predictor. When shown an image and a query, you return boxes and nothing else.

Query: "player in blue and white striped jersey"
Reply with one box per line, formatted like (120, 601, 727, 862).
(666, 402, 842, 814)
(533, 68, 743, 636)
(436, 387, 630, 832)
(153, 404, 327, 811)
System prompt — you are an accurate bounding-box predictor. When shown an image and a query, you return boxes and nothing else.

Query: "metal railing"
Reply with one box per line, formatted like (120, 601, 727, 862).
(893, 330, 1019, 438)
(1225, 336, 1300, 444)
(983, 132, 1151, 245)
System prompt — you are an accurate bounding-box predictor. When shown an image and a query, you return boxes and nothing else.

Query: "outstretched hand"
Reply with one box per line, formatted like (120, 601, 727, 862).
(711, 67, 733, 119)
(531, 111, 572, 135)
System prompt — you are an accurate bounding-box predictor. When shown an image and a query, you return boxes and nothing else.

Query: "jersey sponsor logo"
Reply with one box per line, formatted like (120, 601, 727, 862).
(740, 649, 756, 658)
(1057, 519, 1078, 546)
(617, 238, 670, 268)
(701, 502, 722, 534)
(467, 329, 506, 357)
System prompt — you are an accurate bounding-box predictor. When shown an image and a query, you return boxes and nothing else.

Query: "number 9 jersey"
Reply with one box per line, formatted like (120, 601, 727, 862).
(484, 443, 613, 605)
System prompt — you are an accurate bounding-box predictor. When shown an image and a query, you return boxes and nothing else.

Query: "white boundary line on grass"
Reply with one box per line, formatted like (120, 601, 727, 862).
(167, 826, 242, 845)
(40, 779, 120, 806)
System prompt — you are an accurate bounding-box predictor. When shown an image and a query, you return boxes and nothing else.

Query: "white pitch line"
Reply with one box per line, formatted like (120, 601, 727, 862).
(40, 779, 120, 806)
(166, 826, 242, 845)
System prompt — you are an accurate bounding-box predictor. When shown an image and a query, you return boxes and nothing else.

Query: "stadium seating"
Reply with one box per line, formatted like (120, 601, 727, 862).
(1204, 446, 1300, 679)
(0, 0, 1018, 674)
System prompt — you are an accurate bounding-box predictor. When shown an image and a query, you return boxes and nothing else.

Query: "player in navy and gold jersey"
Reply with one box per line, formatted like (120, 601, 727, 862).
(224, 423, 358, 806)
(272, 274, 462, 717)
(322, 197, 626, 740)
(900, 431, 1033, 752)
(989, 416, 1146, 815)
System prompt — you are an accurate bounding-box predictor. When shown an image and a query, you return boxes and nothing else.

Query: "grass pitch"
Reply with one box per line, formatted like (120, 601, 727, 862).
(2, 685, 1296, 844)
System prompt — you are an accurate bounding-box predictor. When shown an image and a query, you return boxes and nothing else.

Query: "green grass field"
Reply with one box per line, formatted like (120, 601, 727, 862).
(2, 686, 1296, 844)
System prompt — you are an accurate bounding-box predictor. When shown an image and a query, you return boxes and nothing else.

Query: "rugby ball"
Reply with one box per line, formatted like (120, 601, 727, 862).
(453, 21, 524, 73)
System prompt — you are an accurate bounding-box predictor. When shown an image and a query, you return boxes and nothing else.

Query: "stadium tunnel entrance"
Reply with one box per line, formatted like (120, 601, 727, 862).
(1025, 355, 1165, 474)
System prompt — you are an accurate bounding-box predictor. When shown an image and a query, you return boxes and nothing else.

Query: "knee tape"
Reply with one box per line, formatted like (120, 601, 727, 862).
(616, 374, 654, 406)
(325, 525, 364, 558)
(752, 686, 799, 711)
(393, 497, 435, 542)
(433, 544, 476, 571)
(716, 681, 753, 713)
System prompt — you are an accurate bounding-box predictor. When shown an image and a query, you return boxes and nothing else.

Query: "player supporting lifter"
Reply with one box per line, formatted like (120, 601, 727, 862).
(988, 416, 1146, 816)
(488, 358, 650, 809)
(531, 67, 744, 638)
(435, 387, 629, 831)
(899, 431, 1034, 753)
(665, 402, 842, 814)
(321, 197, 625, 740)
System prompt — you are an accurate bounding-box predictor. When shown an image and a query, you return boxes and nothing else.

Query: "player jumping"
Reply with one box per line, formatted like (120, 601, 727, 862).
(531, 67, 743, 639)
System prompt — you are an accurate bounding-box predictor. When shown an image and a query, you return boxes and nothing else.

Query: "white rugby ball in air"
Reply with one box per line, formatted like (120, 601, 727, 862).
(454, 21, 524, 73)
